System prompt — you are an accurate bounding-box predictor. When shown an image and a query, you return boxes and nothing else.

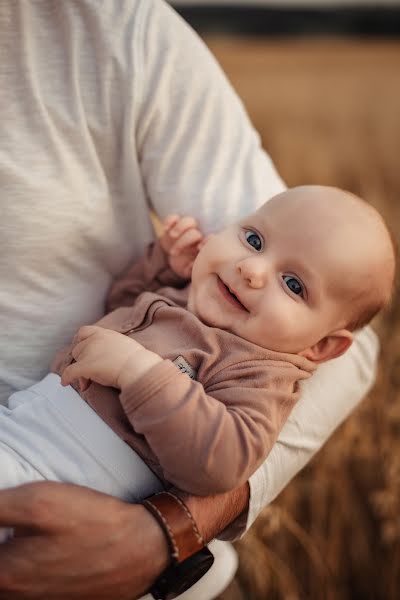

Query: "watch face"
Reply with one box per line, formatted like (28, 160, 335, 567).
(151, 547, 215, 600)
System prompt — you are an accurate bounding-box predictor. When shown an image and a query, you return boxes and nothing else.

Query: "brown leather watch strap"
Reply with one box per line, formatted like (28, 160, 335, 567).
(142, 491, 204, 564)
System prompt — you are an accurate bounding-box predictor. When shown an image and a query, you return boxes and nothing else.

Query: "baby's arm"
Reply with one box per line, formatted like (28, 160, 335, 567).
(61, 327, 306, 496)
(118, 357, 309, 496)
(107, 216, 204, 311)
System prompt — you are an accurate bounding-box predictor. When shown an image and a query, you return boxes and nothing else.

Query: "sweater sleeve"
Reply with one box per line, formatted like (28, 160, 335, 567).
(119, 357, 310, 496)
(106, 240, 187, 311)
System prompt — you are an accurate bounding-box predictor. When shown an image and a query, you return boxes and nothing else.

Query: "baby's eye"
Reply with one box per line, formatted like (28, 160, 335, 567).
(282, 275, 304, 297)
(245, 230, 263, 251)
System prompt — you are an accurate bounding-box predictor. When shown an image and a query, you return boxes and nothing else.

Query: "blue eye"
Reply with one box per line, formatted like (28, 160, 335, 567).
(245, 230, 263, 251)
(283, 275, 304, 297)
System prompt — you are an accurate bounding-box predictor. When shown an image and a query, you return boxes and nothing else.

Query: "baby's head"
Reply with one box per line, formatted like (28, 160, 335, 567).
(188, 185, 396, 362)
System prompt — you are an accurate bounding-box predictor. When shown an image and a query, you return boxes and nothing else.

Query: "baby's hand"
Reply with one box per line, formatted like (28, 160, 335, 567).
(61, 325, 162, 391)
(159, 215, 204, 279)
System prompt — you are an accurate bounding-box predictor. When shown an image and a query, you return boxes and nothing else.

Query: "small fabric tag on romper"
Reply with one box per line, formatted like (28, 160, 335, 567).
(173, 356, 197, 380)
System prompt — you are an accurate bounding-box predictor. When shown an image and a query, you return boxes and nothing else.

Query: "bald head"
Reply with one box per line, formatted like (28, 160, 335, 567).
(263, 185, 396, 329)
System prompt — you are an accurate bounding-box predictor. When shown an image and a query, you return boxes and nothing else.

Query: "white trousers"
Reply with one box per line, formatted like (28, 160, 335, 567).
(0, 374, 237, 599)
(0, 374, 164, 498)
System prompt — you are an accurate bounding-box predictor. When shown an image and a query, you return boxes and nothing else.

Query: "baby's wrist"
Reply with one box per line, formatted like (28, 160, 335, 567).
(117, 349, 163, 389)
(158, 240, 180, 275)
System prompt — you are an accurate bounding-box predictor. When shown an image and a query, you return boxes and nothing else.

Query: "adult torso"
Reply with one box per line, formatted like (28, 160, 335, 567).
(0, 0, 153, 402)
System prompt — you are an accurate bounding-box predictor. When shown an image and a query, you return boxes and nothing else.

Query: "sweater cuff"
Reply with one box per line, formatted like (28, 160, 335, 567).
(119, 359, 179, 416)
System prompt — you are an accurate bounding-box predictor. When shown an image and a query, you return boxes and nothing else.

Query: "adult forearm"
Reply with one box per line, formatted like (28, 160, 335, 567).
(175, 482, 250, 543)
(246, 326, 380, 530)
(0, 481, 250, 600)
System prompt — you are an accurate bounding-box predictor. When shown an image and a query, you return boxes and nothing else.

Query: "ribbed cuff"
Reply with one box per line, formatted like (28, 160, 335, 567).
(119, 359, 179, 416)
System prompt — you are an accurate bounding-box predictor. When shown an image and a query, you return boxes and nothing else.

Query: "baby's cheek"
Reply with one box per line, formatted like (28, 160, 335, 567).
(268, 306, 302, 344)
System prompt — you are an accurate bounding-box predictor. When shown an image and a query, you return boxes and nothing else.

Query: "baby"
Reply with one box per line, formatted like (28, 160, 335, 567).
(0, 186, 395, 515)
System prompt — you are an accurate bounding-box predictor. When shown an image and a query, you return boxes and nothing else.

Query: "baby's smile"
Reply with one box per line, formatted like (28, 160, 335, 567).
(217, 276, 249, 312)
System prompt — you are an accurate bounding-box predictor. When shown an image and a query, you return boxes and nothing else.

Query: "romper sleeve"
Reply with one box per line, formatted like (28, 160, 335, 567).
(106, 240, 187, 311)
(118, 357, 312, 496)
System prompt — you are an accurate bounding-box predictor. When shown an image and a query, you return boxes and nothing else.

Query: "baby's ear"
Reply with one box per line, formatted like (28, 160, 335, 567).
(298, 329, 353, 363)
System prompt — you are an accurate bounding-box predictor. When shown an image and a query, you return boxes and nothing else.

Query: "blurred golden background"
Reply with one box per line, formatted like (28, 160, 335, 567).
(204, 36, 400, 600)
(170, 2, 400, 595)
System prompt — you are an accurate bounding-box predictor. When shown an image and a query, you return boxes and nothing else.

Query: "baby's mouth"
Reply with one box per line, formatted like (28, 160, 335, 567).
(217, 277, 249, 312)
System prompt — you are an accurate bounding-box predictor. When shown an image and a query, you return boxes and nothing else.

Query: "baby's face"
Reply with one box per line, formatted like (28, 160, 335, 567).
(188, 186, 389, 359)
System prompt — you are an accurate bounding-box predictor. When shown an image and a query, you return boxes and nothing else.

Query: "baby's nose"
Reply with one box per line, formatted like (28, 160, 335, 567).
(237, 257, 269, 288)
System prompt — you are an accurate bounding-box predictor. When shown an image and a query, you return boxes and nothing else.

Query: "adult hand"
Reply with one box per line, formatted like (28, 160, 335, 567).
(0, 481, 250, 599)
(0, 482, 169, 600)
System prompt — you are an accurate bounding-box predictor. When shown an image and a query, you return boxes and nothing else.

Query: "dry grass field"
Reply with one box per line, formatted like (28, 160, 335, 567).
(206, 37, 400, 600)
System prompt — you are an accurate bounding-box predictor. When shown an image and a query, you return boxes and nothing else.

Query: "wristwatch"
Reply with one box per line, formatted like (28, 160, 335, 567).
(142, 492, 215, 600)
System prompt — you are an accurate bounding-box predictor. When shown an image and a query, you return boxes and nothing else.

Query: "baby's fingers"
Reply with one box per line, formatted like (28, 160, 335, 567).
(60, 363, 80, 387)
(74, 325, 102, 343)
(163, 214, 180, 234)
(182, 261, 195, 279)
(197, 234, 212, 251)
(61, 362, 91, 389)
(167, 216, 198, 240)
(78, 377, 91, 392)
(170, 228, 203, 256)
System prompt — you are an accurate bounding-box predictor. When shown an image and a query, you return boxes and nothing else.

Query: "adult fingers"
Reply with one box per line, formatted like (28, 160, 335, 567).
(0, 538, 39, 600)
(0, 484, 53, 529)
